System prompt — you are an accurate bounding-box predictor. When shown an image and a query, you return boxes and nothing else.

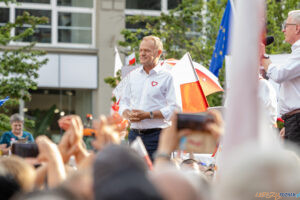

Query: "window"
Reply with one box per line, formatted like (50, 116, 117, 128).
(168, 0, 181, 9)
(15, 9, 52, 43)
(2, 0, 95, 47)
(0, 8, 9, 26)
(57, 0, 93, 8)
(17, 0, 50, 4)
(58, 12, 92, 44)
(126, 0, 161, 10)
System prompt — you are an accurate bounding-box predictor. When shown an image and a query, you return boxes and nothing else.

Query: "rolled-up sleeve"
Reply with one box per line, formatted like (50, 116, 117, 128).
(160, 76, 180, 120)
(268, 52, 300, 83)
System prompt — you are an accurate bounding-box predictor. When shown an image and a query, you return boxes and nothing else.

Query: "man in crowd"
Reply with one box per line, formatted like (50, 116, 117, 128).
(262, 10, 300, 143)
(0, 113, 34, 154)
(119, 35, 178, 160)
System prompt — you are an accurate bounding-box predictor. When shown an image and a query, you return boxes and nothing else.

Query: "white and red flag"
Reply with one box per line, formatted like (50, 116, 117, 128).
(170, 53, 210, 113)
(114, 46, 123, 77)
(125, 52, 136, 66)
(131, 136, 153, 170)
(164, 58, 223, 97)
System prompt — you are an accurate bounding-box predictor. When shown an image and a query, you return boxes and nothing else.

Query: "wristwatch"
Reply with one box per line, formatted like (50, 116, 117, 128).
(149, 111, 154, 119)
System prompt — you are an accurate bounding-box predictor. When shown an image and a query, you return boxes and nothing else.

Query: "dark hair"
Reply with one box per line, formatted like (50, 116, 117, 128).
(0, 175, 21, 200)
(181, 159, 198, 166)
(93, 145, 163, 200)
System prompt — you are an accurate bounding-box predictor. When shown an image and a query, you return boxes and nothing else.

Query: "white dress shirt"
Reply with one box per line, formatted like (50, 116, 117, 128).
(258, 77, 278, 125)
(119, 64, 178, 129)
(267, 39, 300, 116)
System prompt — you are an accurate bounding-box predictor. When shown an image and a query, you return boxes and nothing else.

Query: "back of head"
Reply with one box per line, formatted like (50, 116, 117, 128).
(95, 170, 162, 200)
(93, 144, 147, 179)
(0, 175, 21, 200)
(216, 144, 300, 200)
(151, 168, 210, 200)
(93, 145, 162, 200)
(12, 187, 81, 200)
(0, 156, 36, 192)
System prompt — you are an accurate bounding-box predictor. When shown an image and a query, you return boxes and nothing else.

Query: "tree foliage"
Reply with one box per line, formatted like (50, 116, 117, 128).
(0, 0, 49, 133)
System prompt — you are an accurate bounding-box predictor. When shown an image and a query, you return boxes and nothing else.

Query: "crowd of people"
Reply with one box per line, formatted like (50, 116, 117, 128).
(0, 8, 299, 200)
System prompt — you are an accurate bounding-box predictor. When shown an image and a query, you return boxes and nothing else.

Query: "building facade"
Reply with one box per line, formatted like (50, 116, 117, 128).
(0, 0, 181, 133)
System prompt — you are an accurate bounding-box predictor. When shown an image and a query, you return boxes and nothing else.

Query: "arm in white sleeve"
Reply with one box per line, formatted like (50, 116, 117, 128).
(267, 52, 300, 83)
(118, 77, 131, 116)
(160, 76, 180, 120)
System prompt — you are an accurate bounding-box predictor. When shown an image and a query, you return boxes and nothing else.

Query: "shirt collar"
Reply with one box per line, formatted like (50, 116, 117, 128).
(292, 39, 300, 52)
(139, 62, 163, 75)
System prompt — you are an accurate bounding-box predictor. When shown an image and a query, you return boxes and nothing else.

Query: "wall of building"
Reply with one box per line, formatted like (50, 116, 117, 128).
(93, 0, 125, 116)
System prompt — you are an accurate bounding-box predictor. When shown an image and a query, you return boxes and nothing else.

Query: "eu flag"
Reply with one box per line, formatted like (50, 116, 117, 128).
(0, 96, 9, 107)
(209, 0, 232, 77)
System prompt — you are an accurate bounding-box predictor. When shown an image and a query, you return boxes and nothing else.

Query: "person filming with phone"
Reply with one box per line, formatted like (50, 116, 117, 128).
(0, 113, 34, 155)
(119, 35, 178, 161)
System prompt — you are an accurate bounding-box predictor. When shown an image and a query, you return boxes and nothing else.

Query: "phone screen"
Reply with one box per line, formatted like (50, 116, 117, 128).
(11, 143, 39, 158)
(177, 113, 214, 131)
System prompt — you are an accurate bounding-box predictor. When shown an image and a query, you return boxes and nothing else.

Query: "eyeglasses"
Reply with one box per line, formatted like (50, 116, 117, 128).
(282, 20, 298, 30)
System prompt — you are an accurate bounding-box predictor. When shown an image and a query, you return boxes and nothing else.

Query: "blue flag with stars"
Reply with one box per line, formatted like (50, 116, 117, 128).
(0, 96, 9, 107)
(209, 0, 232, 77)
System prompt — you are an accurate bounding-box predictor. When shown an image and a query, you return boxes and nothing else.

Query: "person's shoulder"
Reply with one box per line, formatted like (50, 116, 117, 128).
(2, 131, 12, 136)
(23, 131, 33, 136)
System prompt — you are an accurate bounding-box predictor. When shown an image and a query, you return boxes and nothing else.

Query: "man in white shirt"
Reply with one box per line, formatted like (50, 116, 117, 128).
(119, 35, 178, 160)
(262, 10, 300, 144)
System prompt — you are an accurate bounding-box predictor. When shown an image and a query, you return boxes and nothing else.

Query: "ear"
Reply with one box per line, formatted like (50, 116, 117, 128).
(296, 24, 300, 33)
(157, 49, 162, 57)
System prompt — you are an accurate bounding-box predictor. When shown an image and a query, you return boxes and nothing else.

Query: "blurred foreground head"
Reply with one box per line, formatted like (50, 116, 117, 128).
(215, 143, 300, 200)
(93, 144, 162, 200)
(0, 156, 36, 192)
(151, 167, 211, 200)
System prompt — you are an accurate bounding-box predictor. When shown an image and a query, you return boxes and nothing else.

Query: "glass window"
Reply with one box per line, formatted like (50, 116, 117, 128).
(0, 8, 9, 26)
(17, 0, 50, 4)
(126, 0, 161, 10)
(168, 0, 182, 9)
(15, 9, 52, 43)
(125, 15, 147, 29)
(57, 0, 93, 8)
(58, 12, 92, 44)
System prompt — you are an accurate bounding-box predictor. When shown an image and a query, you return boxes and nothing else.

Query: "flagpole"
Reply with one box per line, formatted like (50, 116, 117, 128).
(229, 0, 236, 17)
(187, 52, 209, 108)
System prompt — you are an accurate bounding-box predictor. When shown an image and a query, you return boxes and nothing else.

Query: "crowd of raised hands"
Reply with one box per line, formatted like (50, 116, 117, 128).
(2, 110, 298, 200)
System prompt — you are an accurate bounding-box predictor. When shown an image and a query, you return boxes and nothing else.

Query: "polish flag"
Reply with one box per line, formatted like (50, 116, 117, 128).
(131, 136, 153, 170)
(125, 52, 136, 66)
(114, 46, 123, 77)
(171, 53, 209, 113)
(163, 59, 223, 96)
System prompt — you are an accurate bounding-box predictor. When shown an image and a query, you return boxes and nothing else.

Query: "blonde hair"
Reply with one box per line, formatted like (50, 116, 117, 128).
(142, 35, 163, 52)
(0, 156, 36, 192)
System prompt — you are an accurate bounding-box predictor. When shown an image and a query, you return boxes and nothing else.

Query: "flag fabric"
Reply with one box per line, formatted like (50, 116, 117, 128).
(171, 53, 208, 113)
(125, 52, 136, 66)
(163, 59, 223, 96)
(114, 46, 123, 77)
(131, 136, 153, 170)
(209, 0, 232, 77)
(217, 0, 265, 175)
(0, 96, 9, 107)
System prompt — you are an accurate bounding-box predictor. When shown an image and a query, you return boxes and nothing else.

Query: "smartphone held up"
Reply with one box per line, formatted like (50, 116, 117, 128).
(177, 112, 217, 154)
